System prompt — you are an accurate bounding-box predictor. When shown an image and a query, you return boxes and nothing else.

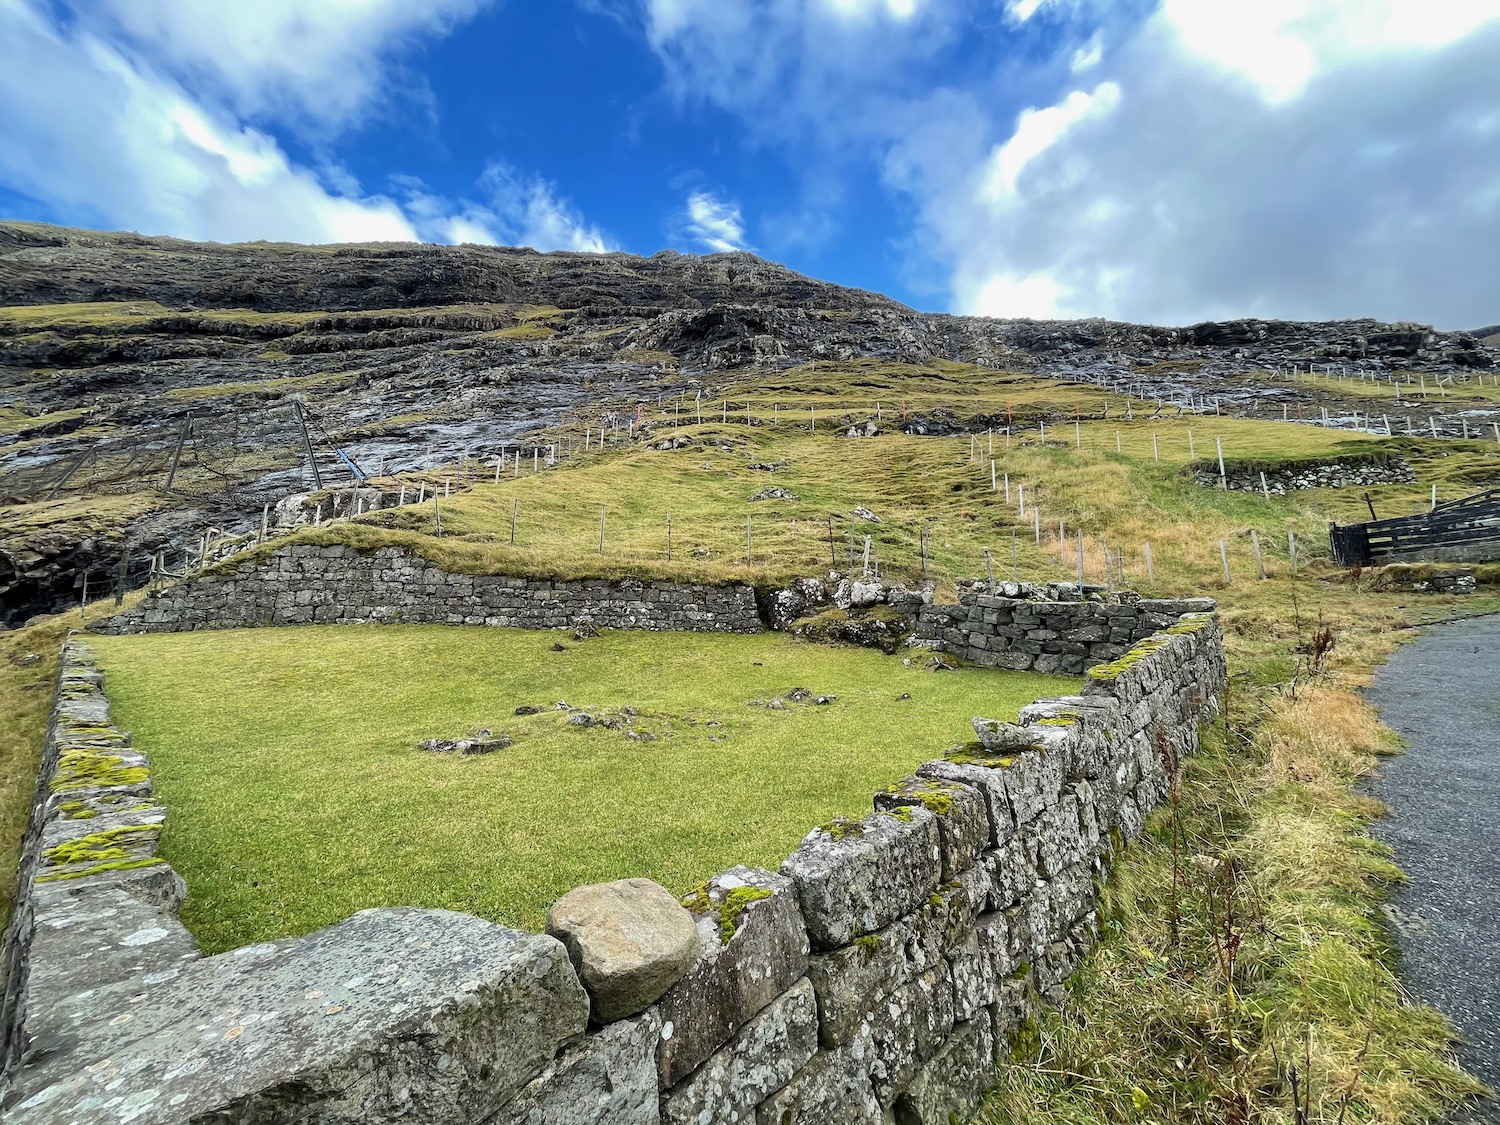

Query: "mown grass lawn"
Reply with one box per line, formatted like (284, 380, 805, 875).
(90, 626, 1075, 954)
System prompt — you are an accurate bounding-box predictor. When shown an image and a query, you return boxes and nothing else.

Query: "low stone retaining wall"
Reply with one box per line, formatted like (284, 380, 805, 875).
(1190, 454, 1415, 494)
(90, 544, 764, 635)
(914, 590, 1216, 675)
(92, 546, 1211, 681)
(3, 607, 1225, 1123)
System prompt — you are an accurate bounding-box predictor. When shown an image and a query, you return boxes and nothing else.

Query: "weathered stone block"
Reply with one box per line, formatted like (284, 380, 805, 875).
(547, 878, 699, 1024)
(874, 776, 986, 880)
(805, 918, 913, 1047)
(660, 978, 818, 1125)
(781, 808, 940, 951)
(495, 1011, 661, 1125)
(754, 1023, 882, 1125)
(655, 867, 809, 1088)
(891, 1016, 995, 1125)
(9, 908, 589, 1125)
(868, 963, 955, 1106)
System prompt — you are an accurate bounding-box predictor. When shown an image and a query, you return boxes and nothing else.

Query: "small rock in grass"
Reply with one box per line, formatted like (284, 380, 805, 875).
(925, 656, 956, 672)
(552, 642, 568, 652)
(568, 712, 597, 728)
(547, 878, 699, 1024)
(18, 653, 41, 666)
(814, 695, 836, 705)
(514, 704, 544, 716)
(768, 698, 787, 711)
(851, 505, 882, 524)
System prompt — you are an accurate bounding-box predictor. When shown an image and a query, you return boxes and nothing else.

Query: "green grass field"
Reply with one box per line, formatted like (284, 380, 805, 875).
(89, 626, 1074, 954)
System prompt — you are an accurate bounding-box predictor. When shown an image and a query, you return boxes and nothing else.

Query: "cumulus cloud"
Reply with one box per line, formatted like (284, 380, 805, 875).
(639, 0, 1500, 327)
(0, 0, 418, 243)
(682, 192, 749, 252)
(936, 4, 1500, 326)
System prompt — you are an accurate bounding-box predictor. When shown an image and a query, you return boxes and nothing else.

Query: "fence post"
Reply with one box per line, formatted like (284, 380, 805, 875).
(511, 499, 518, 545)
(1216, 437, 1226, 488)
(1144, 541, 1155, 587)
(1219, 539, 1231, 584)
(1288, 529, 1297, 577)
(598, 508, 606, 554)
(114, 544, 130, 607)
(747, 515, 753, 565)
(1076, 532, 1085, 589)
(983, 547, 995, 587)
(1251, 530, 1265, 579)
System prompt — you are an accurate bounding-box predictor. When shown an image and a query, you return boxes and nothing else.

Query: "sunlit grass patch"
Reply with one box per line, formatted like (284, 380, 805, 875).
(89, 625, 1074, 954)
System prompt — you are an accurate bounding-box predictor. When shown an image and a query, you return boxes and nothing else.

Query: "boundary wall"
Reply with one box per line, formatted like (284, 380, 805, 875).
(91, 546, 1213, 682)
(2, 603, 1225, 1124)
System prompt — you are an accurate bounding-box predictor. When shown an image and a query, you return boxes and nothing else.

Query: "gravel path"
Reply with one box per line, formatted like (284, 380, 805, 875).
(1367, 616, 1500, 1122)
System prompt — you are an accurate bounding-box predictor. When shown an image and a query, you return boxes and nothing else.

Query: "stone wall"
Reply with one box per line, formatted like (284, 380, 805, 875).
(90, 544, 764, 635)
(93, 548, 1214, 683)
(913, 589, 1217, 675)
(1190, 454, 1415, 494)
(3, 609, 1226, 1123)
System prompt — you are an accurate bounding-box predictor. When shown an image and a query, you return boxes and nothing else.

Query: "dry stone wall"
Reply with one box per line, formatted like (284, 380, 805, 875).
(3, 607, 1225, 1124)
(1190, 454, 1416, 494)
(913, 589, 1216, 675)
(92, 546, 1210, 685)
(90, 544, 764, 635)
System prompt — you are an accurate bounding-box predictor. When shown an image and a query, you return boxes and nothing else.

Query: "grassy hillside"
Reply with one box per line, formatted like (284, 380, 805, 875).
(7, 353, 1497, 1122)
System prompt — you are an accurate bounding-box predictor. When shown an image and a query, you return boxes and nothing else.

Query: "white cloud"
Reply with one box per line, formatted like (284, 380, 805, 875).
(638, 0, 1500, 327)
(1069, 32, 1103, 72)
(933, 4, 1500, 325)
(683, 192, 749, 253)
(75, 0, 492, 132)
(480, 165, 615, 253)
(823, 0, 921, 18)
(981, 83, 1120, 203)
(0, 0, 418, 244)
(0, 1, 613, 256)
(1162, 0, 1500, 105)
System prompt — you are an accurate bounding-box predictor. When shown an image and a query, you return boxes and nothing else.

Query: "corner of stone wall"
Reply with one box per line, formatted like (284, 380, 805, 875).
(0, 637, 192, 1098)
(17, 597, 1229, 1124)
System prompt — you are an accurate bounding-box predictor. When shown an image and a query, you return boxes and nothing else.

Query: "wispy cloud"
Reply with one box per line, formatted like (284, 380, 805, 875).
(0, 1, 612, 255)
(480, 165, 614, 253)
(683, 191, 748, 252)
(76, 0, 494, 134)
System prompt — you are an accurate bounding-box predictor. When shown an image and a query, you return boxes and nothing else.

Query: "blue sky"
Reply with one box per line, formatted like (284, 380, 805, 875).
(1, 0, 1499, 327)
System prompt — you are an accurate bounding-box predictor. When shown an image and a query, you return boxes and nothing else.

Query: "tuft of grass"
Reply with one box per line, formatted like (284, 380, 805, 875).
(978, 684, 1487, 1125)
(88, 626, 1074, 954)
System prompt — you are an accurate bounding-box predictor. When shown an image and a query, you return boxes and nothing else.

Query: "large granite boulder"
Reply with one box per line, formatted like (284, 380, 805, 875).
(547, 878, 698, 1024)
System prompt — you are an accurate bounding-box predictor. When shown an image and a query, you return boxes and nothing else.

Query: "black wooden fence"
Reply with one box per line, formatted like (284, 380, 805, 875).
(1329, 488, 1500, 567)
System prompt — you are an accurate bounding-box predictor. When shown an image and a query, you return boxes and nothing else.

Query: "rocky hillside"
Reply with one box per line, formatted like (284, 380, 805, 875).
(1, 220, 1496, 624)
